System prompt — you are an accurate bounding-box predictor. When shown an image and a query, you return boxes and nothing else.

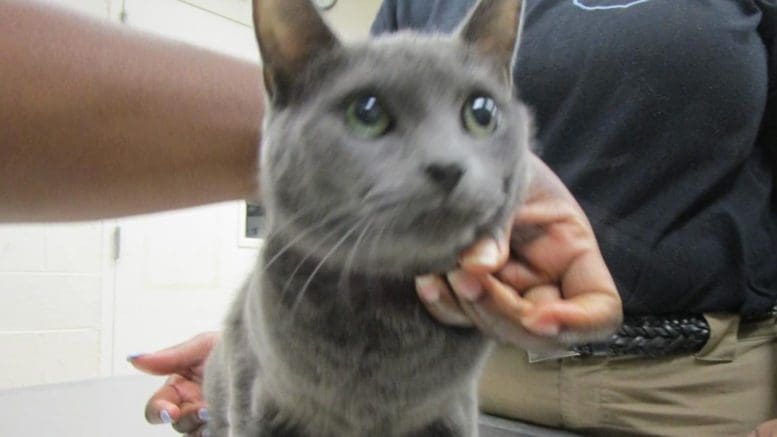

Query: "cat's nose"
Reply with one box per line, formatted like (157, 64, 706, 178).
(425, 163, 465, 194)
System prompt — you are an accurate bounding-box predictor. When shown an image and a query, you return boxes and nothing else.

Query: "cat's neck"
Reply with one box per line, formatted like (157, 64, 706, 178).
(261, 233, 419, 310)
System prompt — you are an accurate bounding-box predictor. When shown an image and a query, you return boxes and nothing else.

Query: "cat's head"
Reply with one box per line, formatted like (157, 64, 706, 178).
(254, 0, 531, 276)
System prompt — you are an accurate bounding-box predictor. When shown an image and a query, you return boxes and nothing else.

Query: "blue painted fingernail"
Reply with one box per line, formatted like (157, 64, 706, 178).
(126, 353, 145, 362)
(160, 409, 172, 424)
(197, 408, 210, 422)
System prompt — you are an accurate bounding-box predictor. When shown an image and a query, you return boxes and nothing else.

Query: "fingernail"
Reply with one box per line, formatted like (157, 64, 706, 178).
(126, 353, 146, 362)
(415, 275, 441, 303)
(521, 315, 560, 336)
(202, 430, 211, 437)
(197, 408, 210, 422)
(447, 271, 483, 301)
(463, 239, 500, 267)
(160, 409, 172, 424)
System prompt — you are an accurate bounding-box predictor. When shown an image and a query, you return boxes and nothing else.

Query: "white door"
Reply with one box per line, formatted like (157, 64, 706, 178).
(111, 203, 259, 374)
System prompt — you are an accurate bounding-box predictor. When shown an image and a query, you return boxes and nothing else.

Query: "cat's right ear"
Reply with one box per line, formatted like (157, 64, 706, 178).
(252, 0, 341, 106)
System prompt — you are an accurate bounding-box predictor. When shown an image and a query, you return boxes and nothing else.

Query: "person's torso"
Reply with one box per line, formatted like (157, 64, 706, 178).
(371, 0, 777, 316)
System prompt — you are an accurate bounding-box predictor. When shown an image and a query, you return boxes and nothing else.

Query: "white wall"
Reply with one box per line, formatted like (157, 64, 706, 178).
(0, 222, 108, 388)
(0, 0, 380, 390)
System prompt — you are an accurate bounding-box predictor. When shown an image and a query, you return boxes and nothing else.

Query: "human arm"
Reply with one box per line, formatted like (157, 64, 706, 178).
(0, 1, 263, 222)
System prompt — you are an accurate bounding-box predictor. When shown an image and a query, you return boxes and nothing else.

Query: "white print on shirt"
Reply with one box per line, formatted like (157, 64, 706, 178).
(572, 0, 656, 11)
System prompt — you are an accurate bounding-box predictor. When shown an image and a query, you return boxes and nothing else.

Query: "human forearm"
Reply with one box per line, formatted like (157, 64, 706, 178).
(0, 1, 263, 222)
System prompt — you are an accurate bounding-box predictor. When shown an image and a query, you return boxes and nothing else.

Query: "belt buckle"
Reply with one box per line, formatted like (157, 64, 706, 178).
(569, 340, 613, 357)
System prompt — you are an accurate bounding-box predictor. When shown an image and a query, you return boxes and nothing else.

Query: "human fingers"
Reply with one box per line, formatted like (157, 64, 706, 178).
(415, 275, 473, 326)
(495, 259, 548, 291)
(459, 229, 510, 275)
(522, 283, 561, 304)
(453, 270, 552, 338)
(457, 290, 566, 353)
(483, 267, 618, 343)
(449, 270, 565, 337)
(513, 197, 621, 315)
(513, 201, 595, 281)
(172, 403, 209, 434)
(518, 240, 621, 341)
(144, 377, 183, 425)
(129, 332, 219, 377)
(475, 274, 566, 337)
(144, 375, 204, 424)
(524, 292, 622, 344)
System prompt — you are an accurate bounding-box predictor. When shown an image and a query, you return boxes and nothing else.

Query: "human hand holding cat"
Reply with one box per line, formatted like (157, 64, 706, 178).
(415, 154, 623, 350)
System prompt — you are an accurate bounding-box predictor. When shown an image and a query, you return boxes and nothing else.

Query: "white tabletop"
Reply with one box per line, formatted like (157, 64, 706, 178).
(0, 376, 174, 437)
(0, 375, 575, 436)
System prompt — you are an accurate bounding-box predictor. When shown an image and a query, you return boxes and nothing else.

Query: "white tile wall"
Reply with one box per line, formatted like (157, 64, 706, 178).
(0, 226, 46, 272)
(0, 221, 105, 389)
(0, 275, 101, 331)
(44, 223, 103, 273)
(0, 330, 100, 389)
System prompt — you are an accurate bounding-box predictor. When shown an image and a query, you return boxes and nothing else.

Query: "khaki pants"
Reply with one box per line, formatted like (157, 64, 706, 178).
(479, 314, 777, 436)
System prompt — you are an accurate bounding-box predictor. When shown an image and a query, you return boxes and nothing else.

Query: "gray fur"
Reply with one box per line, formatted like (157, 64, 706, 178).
(205, 1, 529, 436)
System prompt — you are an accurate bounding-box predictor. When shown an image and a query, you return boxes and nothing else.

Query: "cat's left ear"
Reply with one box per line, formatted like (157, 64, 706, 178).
(458, 0, 524, 75)
(252, 0, 341, 105)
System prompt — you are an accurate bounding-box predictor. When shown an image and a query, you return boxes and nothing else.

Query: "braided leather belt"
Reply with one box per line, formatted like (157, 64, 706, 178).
(570, 315, 711, 357)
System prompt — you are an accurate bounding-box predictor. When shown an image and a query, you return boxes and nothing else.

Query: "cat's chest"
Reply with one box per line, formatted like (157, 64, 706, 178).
(258, 251, 483, 354)
(252, 249, 488, 429)
(262, 259, 441, 346)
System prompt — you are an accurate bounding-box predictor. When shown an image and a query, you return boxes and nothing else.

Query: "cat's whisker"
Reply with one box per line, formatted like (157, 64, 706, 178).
(367, 196, 421, 217)
(289, 217, 368, 319)
(364, 221, 387, 279)
(370, 215, 398, 278)
(260, 205, 351, 274)
(278, 217, 354, 302)
(338, 218, 374, 295)
(262, 217, 329, 273)
(265, 204, 315, 235)
(362, 193, 405, 212)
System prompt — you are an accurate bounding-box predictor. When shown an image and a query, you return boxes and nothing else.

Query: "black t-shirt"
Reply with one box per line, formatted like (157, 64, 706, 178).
(371, 0, 777, 316)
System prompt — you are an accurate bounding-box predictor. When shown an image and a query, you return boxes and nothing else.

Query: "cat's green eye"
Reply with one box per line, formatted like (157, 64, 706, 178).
(345, 95, 392, 139)
(462, 94, 499, 137)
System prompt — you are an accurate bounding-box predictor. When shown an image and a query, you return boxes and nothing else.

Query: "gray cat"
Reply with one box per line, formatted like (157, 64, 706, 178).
(204, 0, 530, 435)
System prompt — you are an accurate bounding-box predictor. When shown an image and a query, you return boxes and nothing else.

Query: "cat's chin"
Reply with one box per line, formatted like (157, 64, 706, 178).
(357, 224, 501, 278)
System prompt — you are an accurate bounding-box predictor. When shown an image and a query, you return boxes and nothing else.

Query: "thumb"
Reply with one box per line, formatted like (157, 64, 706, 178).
(129, 332, 219, 376)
